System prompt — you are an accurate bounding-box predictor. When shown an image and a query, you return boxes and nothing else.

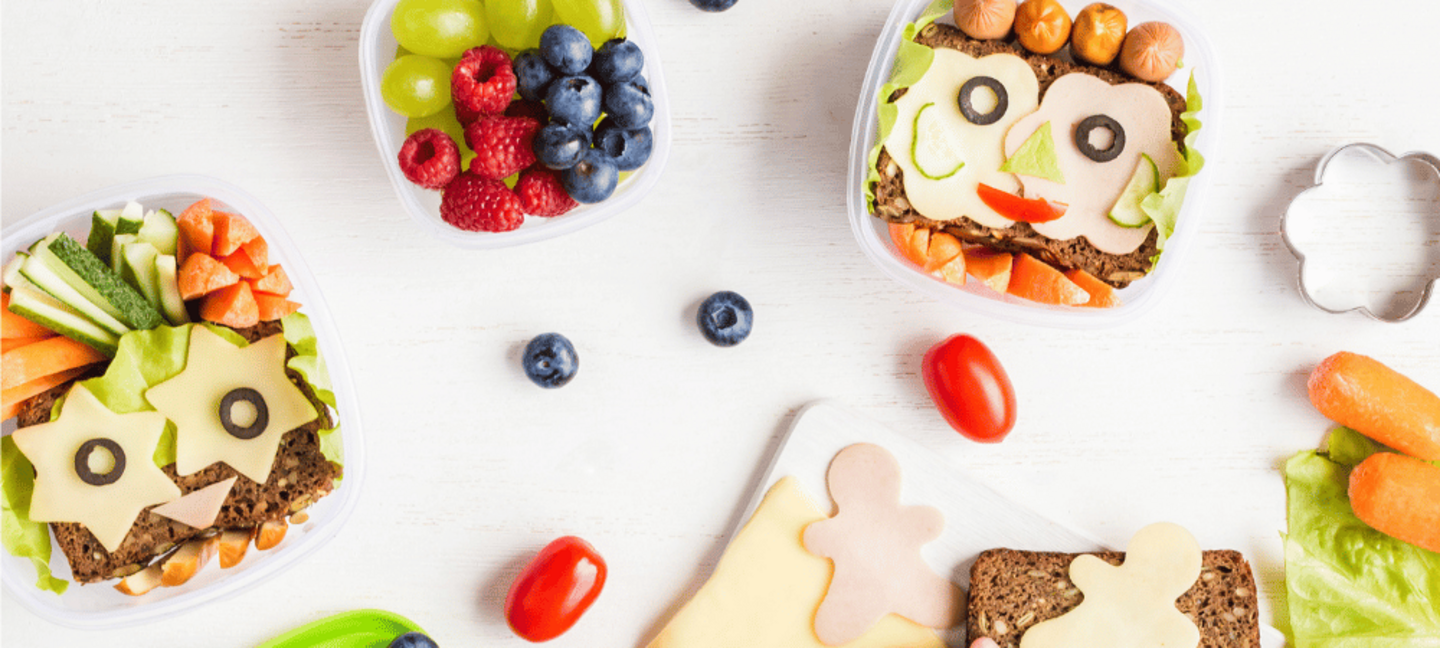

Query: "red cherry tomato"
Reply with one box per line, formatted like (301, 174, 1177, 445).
(504, 536, 607, 642)
(976, 183, 1068, 223)
(921, 335, 1017, 443)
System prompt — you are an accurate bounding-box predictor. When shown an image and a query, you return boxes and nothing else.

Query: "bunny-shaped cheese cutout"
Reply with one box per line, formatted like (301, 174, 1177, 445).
(802, 443, 963, 645)
(1020, 522, 1202, 648)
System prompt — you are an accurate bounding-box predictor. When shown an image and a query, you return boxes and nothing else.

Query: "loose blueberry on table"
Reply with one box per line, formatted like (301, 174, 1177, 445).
(696, 291, 754, 347)
(689, 0, 739, 12)
(523, 332, 580, 388)
(388, 631, 439, 648)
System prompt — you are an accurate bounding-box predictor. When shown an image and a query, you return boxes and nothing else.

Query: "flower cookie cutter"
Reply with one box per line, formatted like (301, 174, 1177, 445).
(1280, 142, 1440, 322)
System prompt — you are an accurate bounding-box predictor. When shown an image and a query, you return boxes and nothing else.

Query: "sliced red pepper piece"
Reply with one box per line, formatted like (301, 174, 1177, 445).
(976, 183, 1068, 223)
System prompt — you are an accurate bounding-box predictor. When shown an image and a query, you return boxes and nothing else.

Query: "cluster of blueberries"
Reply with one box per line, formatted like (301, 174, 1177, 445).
(517, 25, 655, 204)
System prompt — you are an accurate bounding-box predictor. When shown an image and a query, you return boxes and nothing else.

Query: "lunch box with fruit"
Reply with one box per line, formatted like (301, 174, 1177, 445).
(846, 0, 1222, 328)
(0, 175, 365, 629)
(359, 0, 672, 249)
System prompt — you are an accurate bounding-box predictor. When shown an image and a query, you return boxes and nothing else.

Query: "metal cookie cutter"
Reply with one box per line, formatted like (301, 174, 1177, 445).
(1280, 142, 1440, 322)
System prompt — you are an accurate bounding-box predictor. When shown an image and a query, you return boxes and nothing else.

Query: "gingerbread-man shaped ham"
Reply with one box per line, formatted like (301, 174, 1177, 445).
(802, 443, 964, 645)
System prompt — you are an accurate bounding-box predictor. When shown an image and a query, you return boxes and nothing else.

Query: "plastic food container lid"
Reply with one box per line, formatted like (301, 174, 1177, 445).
(0, 175, 365, 629)
(359, 0, 672, 249)
(847, 0, 1222, 328)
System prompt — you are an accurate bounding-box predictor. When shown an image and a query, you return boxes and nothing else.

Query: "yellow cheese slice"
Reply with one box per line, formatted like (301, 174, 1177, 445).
(647, 477, 945, 648)
(151, 476, 237, 529)
(10, 385, 182, 553)
(145, 327, 317, 484)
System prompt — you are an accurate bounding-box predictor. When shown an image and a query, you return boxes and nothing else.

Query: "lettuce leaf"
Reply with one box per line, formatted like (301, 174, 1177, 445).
(1, 437, 67, 594)
(1284, 445, 1440, 647)
(1001, 121, 1064, 183)
(864, 0, 953, 211)
(1141, 71, 1205, 252)
(282, 312, 341, 468)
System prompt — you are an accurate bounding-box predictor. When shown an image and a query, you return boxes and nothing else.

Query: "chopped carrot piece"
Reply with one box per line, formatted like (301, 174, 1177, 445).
(220, 249, 265, 280)
(212, 211, 261, 257)
(253, 292, 301, 321)
(963, 248, 1013, 293)
(177, 198, 215, 259)
(2, 366, 90, 421)
(200, 282, 260, 329)
(1064, 269, 1122, 308)
(178, 253, 241, 301)
(1007, 253, 1089, 306)
(2, 336, 107, 391)
(250, 265, 293, 297)
(923, 232, 964, 273)
(240, 236, 269, 269)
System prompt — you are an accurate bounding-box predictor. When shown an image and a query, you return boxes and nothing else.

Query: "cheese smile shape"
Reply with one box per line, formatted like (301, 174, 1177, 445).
(885, 49, 1040, 228)
(1001, 74, 1181, 255)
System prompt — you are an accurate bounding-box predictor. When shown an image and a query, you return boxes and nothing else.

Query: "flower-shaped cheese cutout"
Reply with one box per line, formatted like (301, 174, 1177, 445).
(1001, 74, 1181, 255)
(1020, 522, 1202, 648)
(1282, 143, 1440, 322)
(884, 49, 1040, 227)
(10, 384, 182, 553)
(802, 443, 963, 646)
(145, 327, 317, 484)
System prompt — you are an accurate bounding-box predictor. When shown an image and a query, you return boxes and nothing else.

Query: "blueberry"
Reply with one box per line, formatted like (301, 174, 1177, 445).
(545, 75, 602, 127)
(602, 80, 653, 130)
(689, 0, 738, 11)
(696, 291, 753, 347)
(523, 333, 579, 389)
(388, 632, 439, 648)
(535, 123, 592, 170)
(561, 148, 620, 203)
(539, 25, 593, 75)
(514, 49, 554, 102)
(594, 118, 652, 171)
(589, 39, 644, 85)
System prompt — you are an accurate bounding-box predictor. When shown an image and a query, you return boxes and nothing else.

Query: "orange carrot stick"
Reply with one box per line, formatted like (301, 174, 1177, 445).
(1348, 452, 1440, 553)
(1, 366, 90, 421)
(1309, 352, 1440, 461)
(0, 335, 107, 391)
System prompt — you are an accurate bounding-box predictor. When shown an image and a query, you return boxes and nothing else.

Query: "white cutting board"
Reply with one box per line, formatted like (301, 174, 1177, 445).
(732, 402, 1287, 648)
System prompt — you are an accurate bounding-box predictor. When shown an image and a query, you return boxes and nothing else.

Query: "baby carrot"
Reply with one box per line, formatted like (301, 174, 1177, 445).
(1308, 352, 1440, 461)
(1348, 452, 1440, 554)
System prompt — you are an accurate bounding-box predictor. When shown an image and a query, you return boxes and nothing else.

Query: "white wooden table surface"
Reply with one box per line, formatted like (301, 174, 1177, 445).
(4, 0, 1439, 645)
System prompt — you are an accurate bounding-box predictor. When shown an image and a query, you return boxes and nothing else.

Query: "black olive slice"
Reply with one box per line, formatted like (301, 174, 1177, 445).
(74, 438, 125, 486)
(1075, 114, 1126, 162)
(958, 76, 1008, 126)
(219, 388, 269, 440)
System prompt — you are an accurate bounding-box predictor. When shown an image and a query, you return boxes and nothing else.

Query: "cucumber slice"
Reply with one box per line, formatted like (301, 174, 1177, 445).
(88, 209, 122, 263)
(6, 286, 119, 356)
(1108, 153, 1160, 228)
(121, 241, 163, 308)
(155, 255, 190, 325)
(116, 201, 145, 235)
(910, 102, 965, 181)
(138, 208, 179, 256)
(17, 255, 130, 337)
(34, 233, 163, 330)
(111, 233, 137, 273)
(2, 252, 28, 292)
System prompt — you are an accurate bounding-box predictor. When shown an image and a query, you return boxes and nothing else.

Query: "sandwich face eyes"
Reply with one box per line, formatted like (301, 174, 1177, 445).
(957, 76, 1010, 126)
(74, 438, 126, 486)
(219, 388, 270, 440)
(1074, 114, 1126, 162)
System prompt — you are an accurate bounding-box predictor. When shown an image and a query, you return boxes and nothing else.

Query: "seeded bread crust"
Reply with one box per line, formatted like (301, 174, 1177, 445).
(967, 549, 1261, 648)
(14, 322, 341, 584)
(871, 23, 1189, 288)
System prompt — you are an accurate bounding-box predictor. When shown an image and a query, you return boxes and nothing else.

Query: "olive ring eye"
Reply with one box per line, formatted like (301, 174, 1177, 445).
(74, 438, 126, 486)
(220, 388, 270, 440)
(958, 76, 1008, 126)
(1075, 114, 1126, 162)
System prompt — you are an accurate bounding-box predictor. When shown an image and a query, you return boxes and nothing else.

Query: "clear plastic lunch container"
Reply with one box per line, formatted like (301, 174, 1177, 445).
(847, 0, 1222, 328)
(359, 0, 672, 249)
(1, 176, 366, 629)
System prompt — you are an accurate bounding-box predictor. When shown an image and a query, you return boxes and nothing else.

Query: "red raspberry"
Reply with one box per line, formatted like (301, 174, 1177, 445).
(396, 129, 461, 190)
(504, 99, 549, 124)
(452, 46, 516, 125)
(515, 167, 579, 217)
(440, 174, 524, 232)
(464, 115, 541, 181)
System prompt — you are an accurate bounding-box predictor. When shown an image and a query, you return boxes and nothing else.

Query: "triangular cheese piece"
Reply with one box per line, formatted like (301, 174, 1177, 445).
(151, 477, 237, 529)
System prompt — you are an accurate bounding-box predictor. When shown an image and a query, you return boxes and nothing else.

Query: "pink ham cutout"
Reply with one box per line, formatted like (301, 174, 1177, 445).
(151, 477, 237, 529)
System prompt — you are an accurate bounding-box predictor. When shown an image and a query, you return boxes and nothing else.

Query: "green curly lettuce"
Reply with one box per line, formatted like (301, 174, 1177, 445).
(282, 312, 341, 467)
(2, 437, 67, 594)
(1141, 71, 1205, 253)
(864, 0, 953, 211)
(1284, 427, 1440, 647)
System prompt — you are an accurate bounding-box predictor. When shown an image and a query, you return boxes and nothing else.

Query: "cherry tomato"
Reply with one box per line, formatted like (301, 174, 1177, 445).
(976, 183, 1067, 223)
(921, 335, 1017, 442)
(505, 535, 607, 642)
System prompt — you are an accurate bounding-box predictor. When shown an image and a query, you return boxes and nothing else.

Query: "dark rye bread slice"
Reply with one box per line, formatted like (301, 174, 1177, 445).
(15, 321, 341, 584)
(872, 22, 1189, 288)
(967, 549, 1261, 648)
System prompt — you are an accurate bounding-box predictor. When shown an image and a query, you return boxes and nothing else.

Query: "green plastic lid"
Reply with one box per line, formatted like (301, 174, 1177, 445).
(257, 609, 427, 648)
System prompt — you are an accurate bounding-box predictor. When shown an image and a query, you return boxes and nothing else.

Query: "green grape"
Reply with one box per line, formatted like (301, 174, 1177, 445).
(486, 0, 555, 51)
(382, 55, 453, 118)
(551, 0, 624, 47)
(391, 0, 489, 59)
(407, 111, 476, 168)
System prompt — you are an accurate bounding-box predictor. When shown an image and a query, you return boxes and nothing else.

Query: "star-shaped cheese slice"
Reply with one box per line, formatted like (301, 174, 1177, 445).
(145, 327, 317, 484)
(10, 384, 182, 554)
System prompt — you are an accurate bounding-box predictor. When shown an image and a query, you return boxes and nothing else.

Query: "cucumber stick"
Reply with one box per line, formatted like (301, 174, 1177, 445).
(5, 286, 119, 356)
(121, 241, 163, 308)
(35, 233, 163, 330)
(2, 252, 27, 291)
(155, 255, 190, 325)
(18, 254, 130, 337)
(88, 209, 122, 263)
(116, 201, 145, 235)
(111, 234, 137, 274)
(138, 209, 178, 255)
